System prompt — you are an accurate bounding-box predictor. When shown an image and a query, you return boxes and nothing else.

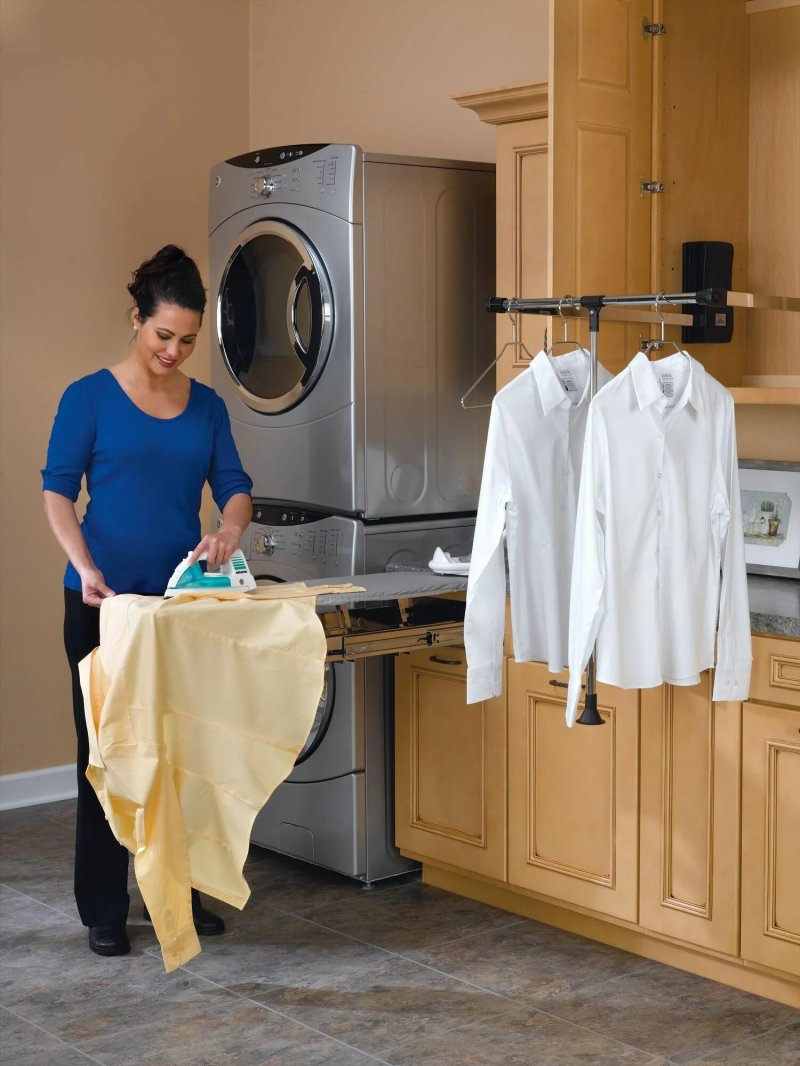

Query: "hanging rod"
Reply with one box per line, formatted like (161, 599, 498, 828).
(487, 289, 800, 315)
(486, 289, 725, 315)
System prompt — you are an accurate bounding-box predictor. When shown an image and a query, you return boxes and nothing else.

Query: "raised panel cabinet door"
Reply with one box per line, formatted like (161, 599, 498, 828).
(639, 678, 741, 954)
(507, 660, 639, 920)
(394, 649, 506, 880)
(495, 116, 549, 393)
(741, 700, 800, 977)
(550, 0, 653, 372)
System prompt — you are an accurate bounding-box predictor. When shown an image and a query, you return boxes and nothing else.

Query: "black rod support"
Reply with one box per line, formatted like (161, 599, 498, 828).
(577, 692, 604, 726)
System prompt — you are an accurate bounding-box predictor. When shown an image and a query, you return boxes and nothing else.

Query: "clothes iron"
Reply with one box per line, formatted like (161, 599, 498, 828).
(164, 549, 257, 598)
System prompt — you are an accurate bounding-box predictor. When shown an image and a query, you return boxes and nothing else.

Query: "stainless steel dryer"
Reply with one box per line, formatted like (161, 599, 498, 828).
(242, 502, 474, 882)
(209, 144, 494, 519)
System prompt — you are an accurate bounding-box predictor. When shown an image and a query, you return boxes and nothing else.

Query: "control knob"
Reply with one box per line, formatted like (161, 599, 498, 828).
(253, 176, 276, 198)
(254, 532, 277, 556)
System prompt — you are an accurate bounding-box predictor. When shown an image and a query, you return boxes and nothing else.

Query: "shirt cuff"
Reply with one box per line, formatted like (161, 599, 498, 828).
(712, 659, 752, 702)
(466, 662, 502, 704)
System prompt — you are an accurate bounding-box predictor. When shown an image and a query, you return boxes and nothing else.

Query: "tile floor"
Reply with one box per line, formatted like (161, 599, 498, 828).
(1, 800, 798, 1065)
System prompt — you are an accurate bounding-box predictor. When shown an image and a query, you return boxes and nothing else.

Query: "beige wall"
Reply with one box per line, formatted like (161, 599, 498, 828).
(1, 0, 546, 780)
(249, 0, 548, 161)
(0, 0, 249, 775)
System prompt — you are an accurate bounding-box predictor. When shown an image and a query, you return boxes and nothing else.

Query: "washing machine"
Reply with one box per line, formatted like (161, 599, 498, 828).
(209, 144, 494, 519)
(242, 502, 474, 882)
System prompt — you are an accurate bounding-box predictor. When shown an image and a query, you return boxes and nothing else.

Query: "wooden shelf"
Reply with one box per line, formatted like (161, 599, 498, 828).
(729, 387, 800, 404)
(745, 0, 800, 15)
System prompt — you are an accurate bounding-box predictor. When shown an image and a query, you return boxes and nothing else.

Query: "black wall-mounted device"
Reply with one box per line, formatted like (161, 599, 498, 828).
(682, 241, 734, 343)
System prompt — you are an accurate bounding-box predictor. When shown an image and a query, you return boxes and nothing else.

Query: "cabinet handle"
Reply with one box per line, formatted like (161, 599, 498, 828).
(549, 679, 585, 690)
(430, 655, 463, 666)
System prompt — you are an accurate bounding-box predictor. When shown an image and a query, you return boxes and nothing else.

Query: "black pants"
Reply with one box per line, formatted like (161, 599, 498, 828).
(64, 588, 203, 929)
(64, 587, 130, 927)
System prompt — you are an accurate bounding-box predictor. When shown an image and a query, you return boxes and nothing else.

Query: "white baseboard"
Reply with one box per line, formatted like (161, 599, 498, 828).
(0, 765, 77, 811)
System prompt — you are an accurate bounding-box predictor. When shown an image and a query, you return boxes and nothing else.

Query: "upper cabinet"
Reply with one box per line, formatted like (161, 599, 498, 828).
(456, 0, 800, 389)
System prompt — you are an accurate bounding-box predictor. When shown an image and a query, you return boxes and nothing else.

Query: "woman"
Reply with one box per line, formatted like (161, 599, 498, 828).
(42, 245, 253, 957)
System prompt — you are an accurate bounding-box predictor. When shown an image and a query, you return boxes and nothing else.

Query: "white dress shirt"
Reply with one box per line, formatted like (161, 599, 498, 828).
(465, 349, 612, 703)
(566, 352, 751, 726)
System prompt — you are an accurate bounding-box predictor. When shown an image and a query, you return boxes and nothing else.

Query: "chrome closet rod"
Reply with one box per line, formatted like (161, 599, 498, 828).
(485, 287, 726, 315)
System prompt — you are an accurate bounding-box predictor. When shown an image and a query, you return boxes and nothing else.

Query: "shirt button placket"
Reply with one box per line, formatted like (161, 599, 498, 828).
(655, 433, 665, 602)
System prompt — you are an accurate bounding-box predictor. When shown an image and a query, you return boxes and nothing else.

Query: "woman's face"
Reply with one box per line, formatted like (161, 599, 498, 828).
(132, 302, 202, 375)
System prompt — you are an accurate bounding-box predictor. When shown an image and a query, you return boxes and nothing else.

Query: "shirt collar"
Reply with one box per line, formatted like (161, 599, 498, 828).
(628, 351, 705, 415)
(531, 349, 586, 416)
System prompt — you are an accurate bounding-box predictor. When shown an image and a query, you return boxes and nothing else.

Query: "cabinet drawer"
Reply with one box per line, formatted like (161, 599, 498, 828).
(750, 636, 800, 709)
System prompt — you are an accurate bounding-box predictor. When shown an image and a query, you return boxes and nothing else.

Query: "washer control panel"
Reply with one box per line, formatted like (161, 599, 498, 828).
(246, 503, 358, 575)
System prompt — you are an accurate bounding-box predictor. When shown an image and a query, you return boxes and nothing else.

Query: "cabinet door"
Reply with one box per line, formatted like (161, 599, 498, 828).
(640, 676, 741, 954)
(741, 700, 800, 977)
(495, 116, 548, 392)
(550, 0, 653, 372)
(507, 660, 639, 920)
(394, 649, 506, 880)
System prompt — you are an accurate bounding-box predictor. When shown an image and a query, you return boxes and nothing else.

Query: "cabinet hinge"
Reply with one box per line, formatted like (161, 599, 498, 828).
(640, 179, 666, 196)
(642, 19, 667, 37)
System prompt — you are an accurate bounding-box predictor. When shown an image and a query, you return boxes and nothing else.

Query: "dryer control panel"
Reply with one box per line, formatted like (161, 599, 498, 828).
(210, 144, 360, 228)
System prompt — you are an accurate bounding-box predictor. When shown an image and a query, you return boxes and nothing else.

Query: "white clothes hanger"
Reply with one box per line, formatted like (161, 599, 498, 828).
(460, 311, 534, 409)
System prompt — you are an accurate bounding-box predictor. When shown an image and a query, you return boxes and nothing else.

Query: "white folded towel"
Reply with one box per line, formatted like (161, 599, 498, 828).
(428, 547, 471, 576)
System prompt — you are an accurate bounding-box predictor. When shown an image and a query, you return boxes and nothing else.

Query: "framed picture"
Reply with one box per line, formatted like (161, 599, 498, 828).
(739, 460, 800, 580)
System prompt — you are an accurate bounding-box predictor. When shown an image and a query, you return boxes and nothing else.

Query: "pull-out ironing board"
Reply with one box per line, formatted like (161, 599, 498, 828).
(308, 571, 468, 662)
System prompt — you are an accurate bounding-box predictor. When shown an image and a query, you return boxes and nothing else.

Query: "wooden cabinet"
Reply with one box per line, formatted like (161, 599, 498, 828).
(457, 1, 800, 390)
(506, 660, 640, 921)
(394, 648, 506, 880)
(741, 637, 800, 978)
(639, 674, 741, 954)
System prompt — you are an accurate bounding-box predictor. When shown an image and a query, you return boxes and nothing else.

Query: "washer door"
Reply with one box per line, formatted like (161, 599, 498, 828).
(217, 221, 334, 414)
(254, 574, 335, 764)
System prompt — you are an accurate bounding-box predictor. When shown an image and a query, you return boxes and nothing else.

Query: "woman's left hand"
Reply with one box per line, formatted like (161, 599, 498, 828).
(188, 527, 240, 568)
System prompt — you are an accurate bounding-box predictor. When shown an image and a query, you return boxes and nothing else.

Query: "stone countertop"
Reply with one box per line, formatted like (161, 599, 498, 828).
(747, 575, 800, 639)
(386, 565, 800, 639)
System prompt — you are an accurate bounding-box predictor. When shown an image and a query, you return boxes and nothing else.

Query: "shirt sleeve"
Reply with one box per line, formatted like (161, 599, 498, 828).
(41, 380, 96, 501)
(464, 402, 512, 704)
(566, 404, 608, 727)
(712, 399, 752, 701)
(208, 396, 254, 511)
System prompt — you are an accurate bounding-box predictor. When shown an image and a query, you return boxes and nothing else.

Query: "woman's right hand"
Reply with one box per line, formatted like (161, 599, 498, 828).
(79, 567, 116, 607)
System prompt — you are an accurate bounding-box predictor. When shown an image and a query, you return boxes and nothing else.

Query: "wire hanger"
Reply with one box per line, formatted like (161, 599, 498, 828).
(640, 294, 685, 358)
(460, 311, 533, 409)
(546, 297, 588, 356)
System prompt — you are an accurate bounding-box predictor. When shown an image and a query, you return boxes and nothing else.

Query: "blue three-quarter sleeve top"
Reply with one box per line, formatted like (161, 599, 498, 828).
(41, 370, 253, 595)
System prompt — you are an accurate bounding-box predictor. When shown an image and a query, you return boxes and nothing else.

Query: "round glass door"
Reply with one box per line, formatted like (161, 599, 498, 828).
(255, 575, 335, 764)
(217, 221, 333, 414)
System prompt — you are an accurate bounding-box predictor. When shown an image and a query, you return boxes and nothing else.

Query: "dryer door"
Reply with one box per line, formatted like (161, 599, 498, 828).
(217, 220, 334, 414)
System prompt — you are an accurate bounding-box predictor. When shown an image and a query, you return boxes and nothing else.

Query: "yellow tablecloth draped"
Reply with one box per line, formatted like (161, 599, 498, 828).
(78, 583, 359, 972)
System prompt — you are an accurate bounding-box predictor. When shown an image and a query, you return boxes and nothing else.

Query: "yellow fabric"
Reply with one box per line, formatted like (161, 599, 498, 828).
(78, 583, 360, 972)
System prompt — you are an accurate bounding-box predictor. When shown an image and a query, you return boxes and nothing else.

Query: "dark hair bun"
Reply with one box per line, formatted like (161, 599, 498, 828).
(128, 245, 206, 322)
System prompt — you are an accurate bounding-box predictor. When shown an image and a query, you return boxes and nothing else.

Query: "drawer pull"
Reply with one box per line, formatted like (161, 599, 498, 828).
(430, 655, 463, 666)
(549, 679, 585, 690)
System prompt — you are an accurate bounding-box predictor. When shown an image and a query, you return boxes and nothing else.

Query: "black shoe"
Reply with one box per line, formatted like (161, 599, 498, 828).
(192, 898, 225, 937)
(88, 925, 130, 957)
(143, 898, 225, 937)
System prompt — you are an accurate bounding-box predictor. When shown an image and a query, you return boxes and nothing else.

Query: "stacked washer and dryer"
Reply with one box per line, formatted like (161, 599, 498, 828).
(209, 144, 494, 882)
